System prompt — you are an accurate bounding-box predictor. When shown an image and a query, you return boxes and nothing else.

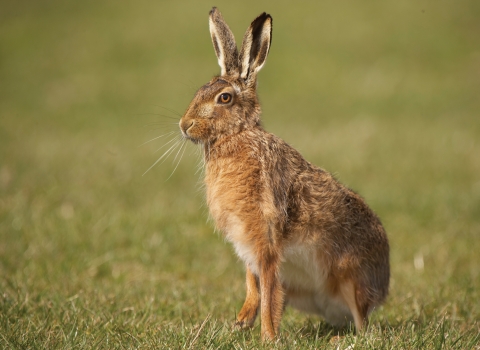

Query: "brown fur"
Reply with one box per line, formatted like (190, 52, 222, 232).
(178, 7, 389, 341)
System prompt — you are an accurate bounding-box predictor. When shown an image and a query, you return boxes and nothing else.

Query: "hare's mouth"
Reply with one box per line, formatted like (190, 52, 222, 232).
(185, 135, 201, 145)
(181, 130, 202, 145)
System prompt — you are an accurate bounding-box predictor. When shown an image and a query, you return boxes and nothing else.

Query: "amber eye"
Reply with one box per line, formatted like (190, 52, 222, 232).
(218, 93, 232, 104)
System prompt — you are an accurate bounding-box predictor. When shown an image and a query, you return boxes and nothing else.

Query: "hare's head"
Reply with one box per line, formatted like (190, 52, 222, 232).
(179, 8, 272, 145)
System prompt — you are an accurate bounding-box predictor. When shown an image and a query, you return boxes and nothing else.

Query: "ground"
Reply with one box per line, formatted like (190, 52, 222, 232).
(1, 1, 479, 348)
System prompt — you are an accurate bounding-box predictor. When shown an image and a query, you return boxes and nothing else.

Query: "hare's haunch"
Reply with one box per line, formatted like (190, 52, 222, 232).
(179, 7, 389, 341)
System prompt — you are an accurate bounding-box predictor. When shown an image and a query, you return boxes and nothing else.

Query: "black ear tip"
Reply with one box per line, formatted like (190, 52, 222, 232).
(210, 7, 218, 16)
(266, 14, 272, 24)
(254, 12, 272, 24)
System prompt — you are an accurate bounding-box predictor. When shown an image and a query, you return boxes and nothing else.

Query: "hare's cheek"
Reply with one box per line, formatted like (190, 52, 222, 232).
(213, 117, 230, 134)
(189, 120, 211, 140)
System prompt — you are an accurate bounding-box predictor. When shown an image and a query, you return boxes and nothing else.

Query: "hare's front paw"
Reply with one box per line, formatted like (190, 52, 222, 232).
(261, 328, 277, 342)
(235, 303, 258, 329)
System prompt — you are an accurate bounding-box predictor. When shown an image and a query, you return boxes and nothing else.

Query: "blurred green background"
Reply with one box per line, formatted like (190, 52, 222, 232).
(1, 0, 479, 348)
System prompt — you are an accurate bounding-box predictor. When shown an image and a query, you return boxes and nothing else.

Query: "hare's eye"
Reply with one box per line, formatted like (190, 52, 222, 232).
(218, 93, 232, 104)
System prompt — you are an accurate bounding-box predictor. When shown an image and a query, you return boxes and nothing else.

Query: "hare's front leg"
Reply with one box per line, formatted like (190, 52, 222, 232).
(235, 267, 260, 329)
(259, 252, 285, 341)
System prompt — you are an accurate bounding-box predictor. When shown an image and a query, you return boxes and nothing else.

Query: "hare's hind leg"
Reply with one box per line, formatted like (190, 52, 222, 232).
(235, 267, 260, 329)
(338, 280, 369, 332)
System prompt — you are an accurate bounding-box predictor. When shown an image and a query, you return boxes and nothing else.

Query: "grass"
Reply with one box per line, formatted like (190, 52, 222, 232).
(1, 0, 479, 348)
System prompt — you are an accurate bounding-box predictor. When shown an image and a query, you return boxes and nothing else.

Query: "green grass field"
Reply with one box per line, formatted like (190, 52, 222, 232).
(1, 1, 479, 348)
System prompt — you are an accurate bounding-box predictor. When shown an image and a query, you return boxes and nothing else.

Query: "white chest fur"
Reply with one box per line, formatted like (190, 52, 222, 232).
(206, 175, 260, 275)
(223, 214, 260, 275)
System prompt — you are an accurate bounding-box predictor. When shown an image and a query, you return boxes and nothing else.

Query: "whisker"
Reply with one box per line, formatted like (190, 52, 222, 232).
(153, 136, 181, 153)
(143, 140, 182, 176)
(139, 131, 176, 147)
(151, 105, 182, 117)
(145, 127, 178, 133)
(195, 163, 203, 175)
(170, 139, 185, 168)
(143, 123, 179, 133)
(135, 113, 179, 120)
(194, 146, 205, 176)
(165, 141, 188, 181)
(143, 121, 179, 127)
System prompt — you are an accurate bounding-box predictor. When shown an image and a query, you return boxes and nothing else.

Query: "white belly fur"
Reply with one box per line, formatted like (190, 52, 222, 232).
(281, 242, 353, 326)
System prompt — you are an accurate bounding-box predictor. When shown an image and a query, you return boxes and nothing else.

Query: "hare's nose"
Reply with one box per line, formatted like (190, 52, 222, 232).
(180, 119, 194, 135)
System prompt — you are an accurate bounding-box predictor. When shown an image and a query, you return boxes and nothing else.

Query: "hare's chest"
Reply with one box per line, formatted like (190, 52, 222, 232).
(204, 163, 258, 225)
(223, 213, 259, 275)
(205, 178, 260, 275)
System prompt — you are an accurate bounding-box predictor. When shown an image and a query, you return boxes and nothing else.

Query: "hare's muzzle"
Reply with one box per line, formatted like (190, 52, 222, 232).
(179, 118, 194, 138)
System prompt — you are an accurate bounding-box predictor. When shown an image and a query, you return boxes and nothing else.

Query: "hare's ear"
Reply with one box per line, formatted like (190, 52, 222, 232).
(209, 7, 239, 76)
(239, 12, 272, 83)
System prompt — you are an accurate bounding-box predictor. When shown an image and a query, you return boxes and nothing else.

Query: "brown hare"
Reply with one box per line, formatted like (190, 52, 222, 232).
(178, 7, 390, 341)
